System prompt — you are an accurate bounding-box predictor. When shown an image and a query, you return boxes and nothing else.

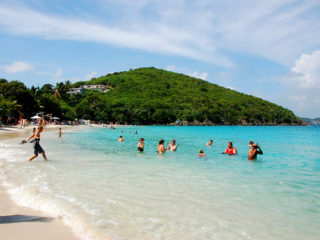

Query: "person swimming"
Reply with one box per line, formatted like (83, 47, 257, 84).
(248, 144, 263, 160)
(58, 128, 62, 138)
(198, 150, 206, 157)
(223, 142, 237, 155)
(118, 135, 125, 142)
(25, 126, 47, 161)
(206, 139, 213, 146)
(157, 139, 166, 154)
(168, 139, 177, 151)
(137, 138, 144, 152)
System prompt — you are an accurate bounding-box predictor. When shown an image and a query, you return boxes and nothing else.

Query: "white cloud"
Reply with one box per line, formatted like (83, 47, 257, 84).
(285, 50, 320, 89)
(84, 72, 97, 81)
(0, 4, 232, 67)
(165, 65, 176, 71)
(0, 1, 318, 66)
(1, 61, 32, 73)
(189, 71, 208, 80)
(274, 50, 320, 117)
(53, 68, 63, 78)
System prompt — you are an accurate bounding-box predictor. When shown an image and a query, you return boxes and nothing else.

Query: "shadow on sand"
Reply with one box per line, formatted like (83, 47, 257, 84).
(0, 215, 54, 224)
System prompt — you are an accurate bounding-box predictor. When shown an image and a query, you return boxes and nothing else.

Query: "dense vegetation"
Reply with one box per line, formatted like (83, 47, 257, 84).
(0, 67, 303, 125)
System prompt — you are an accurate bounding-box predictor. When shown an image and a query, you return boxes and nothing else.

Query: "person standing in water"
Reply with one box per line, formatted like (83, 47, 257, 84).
(198, 150, 206, 157)
(224, 142, 237, 155)
(118, 135, 125, 142)
(25, 126, 47, 161)
(137, 138, 144, 152)
(248, 144, 263, 160)
(157, 139, 166, 154)
(206, 139, 213, 146)
(58, 128, 62, 138)
(168, 139, 177, 151)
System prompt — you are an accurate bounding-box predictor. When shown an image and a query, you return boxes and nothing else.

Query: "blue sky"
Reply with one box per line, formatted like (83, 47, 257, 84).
(0, 0, 319, 117)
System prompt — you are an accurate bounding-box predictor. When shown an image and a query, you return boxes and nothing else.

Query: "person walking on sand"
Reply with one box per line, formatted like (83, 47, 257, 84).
(157, 140, 166, 154)
(137, 138, 144, 152)
(25, 126, 47, 161)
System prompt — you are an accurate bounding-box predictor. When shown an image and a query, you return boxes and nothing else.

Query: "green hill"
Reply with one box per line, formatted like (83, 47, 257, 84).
(72, 67, 303, 125)
(0, 67, 304, 125)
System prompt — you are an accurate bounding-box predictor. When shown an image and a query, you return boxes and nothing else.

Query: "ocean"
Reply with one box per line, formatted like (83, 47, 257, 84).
(0, 126, 319, 240)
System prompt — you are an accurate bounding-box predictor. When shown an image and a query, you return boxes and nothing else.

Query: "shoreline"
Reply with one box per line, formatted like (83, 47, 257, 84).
(0, 185, 79, 240)
(0, 125, 86, 240)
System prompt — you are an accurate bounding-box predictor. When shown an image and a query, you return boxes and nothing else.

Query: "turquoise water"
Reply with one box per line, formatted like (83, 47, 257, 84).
(0, 126, 319, 240)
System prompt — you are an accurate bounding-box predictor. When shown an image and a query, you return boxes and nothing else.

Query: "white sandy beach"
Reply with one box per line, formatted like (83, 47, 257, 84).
(0, 125, 89, 240)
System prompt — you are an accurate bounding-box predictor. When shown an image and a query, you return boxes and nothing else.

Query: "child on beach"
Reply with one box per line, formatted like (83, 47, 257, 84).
(25, 126, 47, 161)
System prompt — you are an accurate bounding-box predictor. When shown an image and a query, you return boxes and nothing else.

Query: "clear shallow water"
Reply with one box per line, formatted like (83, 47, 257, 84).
(0, 126, 319, 240)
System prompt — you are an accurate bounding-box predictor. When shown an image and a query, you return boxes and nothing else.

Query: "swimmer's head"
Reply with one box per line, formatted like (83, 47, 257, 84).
(199, 150, 204, 153)
(249, 140, 254, 145)
(159, 139, 164, 145)
(38, 126, 43, 132)
(210, 139, 213, 142)
(140, 138, 144, 142)
(228, 142, 233, 148)
(171, 139, 176, 144)
(120, 135, 122, 138)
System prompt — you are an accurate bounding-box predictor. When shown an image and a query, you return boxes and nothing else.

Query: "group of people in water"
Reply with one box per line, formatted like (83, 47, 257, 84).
(117, 133, 263, 160)
(23, 125, 263, 162)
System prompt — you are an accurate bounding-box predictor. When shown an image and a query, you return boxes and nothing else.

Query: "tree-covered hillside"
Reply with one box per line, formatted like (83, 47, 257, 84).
(0, 67, 304, 125)
(72, 67, 302, 125)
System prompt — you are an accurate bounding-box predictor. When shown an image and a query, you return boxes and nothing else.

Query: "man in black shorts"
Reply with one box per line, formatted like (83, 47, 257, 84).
(26, 126, 47, 161)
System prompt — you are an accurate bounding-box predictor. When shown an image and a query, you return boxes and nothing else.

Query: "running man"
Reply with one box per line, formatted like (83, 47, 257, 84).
(25, 126, 47, 161)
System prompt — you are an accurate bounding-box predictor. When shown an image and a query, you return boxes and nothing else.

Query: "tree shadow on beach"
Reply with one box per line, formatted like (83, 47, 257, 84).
(0, 215, 54, 224)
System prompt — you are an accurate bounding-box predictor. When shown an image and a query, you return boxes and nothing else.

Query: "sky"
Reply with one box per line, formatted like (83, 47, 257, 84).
(0, 0, 319, 118)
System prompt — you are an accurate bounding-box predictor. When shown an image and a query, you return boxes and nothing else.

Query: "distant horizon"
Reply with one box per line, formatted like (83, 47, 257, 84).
(0, 1, 319, 118)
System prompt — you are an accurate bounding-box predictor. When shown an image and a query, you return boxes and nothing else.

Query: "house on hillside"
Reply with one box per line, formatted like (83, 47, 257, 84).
(67, 85, 111, 95)
(82, 85, 106, 91)
(67, 88, 85, 95)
